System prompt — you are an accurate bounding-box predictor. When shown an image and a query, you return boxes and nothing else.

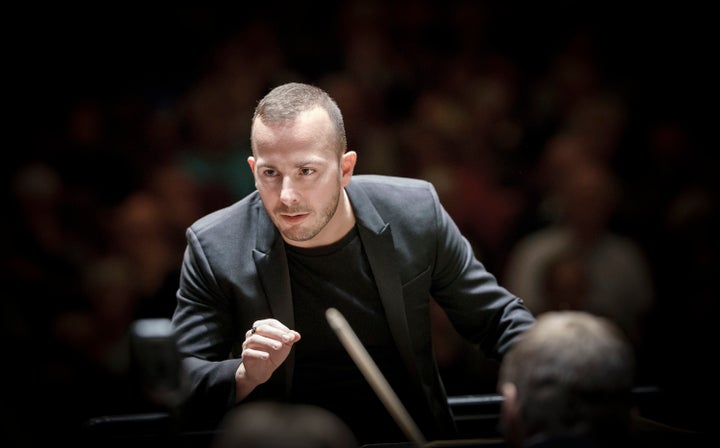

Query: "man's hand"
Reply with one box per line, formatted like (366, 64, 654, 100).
(235, 318, 301, 401)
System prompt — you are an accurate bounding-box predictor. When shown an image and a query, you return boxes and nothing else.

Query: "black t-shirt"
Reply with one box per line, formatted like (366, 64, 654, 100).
(286, 226, 433, 445)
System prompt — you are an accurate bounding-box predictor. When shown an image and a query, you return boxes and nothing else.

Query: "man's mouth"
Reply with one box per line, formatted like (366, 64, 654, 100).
(280, 212, 309, 225)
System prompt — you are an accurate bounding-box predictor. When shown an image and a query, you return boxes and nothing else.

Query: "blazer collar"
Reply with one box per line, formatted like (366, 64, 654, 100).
(346, 180, 387, 234)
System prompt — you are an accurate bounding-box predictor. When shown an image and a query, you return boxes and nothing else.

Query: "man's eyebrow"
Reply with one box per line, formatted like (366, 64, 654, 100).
(255, 161, 275, 169)
(294, 159, 324, 167)
(293, 159, 327, 167)
(256, 158, 325, 169)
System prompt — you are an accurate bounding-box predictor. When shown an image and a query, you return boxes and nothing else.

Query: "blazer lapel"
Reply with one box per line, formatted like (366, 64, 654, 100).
(252, 212, 294, 327)
(348, 184, 420, 382)
(252, 205, 294, 395)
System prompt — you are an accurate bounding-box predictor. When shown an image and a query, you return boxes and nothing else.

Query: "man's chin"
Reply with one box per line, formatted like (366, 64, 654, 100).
(281, 228, 315, 243)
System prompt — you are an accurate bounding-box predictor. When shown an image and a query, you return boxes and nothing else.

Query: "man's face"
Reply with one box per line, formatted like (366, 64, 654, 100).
(248, 107, 354, 247)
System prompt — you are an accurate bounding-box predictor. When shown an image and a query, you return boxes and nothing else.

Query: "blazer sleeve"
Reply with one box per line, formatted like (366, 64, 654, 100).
(427, 186, 535, 358)
(170, 226, 242, 428)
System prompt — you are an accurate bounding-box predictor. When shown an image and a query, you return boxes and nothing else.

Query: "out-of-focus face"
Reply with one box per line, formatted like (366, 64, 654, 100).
(248, 107, 356, 248)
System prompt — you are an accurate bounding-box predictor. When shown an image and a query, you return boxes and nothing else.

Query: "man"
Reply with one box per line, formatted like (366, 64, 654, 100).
(171, 82, 535, 444)
(497, 310, 635, 447)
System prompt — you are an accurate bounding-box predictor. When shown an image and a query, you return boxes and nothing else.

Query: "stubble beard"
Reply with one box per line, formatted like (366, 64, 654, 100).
(277, 188, 341, 242)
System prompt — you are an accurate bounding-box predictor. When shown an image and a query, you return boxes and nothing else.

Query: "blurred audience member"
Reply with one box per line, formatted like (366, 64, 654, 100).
(538, 246, 590, 312)
(498, 311, 636, 447)
(504, 159, 654, 348)
(212, 401, 358, 448)
(498, 310, 707, 447)
(145, 162, 205, 262)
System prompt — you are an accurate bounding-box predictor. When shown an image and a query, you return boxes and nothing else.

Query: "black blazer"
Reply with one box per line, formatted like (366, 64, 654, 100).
(171, 174, 535, 437)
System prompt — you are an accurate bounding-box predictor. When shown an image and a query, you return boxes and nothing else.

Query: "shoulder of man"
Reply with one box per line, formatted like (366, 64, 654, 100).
(348, 175, 442, 226)
(349, 174, 437, 198)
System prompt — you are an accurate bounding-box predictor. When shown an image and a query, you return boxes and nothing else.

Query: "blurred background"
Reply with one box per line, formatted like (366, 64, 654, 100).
(4, 1, 716, 445)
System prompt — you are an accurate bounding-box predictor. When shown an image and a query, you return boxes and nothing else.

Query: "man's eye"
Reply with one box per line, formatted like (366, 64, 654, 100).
(300, 168, 315, 176)
(263, 169, 277, 177)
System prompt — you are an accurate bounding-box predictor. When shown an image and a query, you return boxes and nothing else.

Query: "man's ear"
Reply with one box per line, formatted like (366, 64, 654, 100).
(247, 156, 256, 172)
(500, 383, 520, 427)
(340, 151, 357, 186)
(499, 382, 522, 446)
(501, 382, 518, 413)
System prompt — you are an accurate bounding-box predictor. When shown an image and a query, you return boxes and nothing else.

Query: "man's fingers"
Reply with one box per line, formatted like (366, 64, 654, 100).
(249, 320, 301, 345)
(282, 330, 302, 343)
(241, 348, 270, 360)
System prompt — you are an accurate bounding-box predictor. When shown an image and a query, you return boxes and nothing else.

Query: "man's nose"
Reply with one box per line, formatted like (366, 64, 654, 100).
(280, 177, 300, 204)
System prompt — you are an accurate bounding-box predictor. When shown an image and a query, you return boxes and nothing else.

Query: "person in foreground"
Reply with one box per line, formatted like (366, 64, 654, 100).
(170, 82, 536, 445)
(497, 310, 636, 447)
(211, 400, 359, 448)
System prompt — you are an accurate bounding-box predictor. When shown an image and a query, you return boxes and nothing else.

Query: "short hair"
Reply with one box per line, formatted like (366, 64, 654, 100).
(499, 311, 635, 440)
(252, 82, 347, 154)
